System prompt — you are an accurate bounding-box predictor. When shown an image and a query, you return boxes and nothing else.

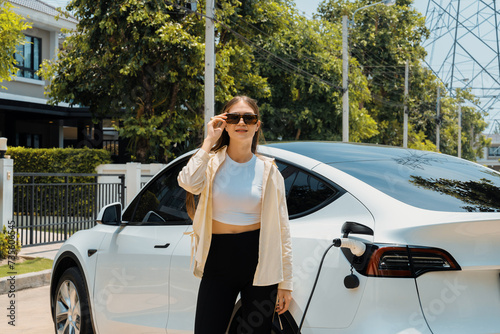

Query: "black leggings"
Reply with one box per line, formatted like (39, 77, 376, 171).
(195, 229, 278, 334)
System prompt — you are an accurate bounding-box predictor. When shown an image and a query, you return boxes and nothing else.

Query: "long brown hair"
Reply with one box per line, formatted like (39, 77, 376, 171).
(186, 96, 261, 220)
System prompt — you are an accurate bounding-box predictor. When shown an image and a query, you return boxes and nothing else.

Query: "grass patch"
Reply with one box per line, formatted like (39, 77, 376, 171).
(0, 258, 53, 278)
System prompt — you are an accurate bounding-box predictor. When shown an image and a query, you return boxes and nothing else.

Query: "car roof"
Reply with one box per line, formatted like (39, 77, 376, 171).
(264, 141, 446, 165)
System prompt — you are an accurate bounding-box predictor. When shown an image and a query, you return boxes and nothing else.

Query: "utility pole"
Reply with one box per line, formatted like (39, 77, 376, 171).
(204, 0, 215, 138)
(403, 59, 409, 148)
(341, 1, 396, 143)
(470, 128, 474, 152)
(458, 104, 462, 158)
(342, 15, 349, 143)
(436, 86, 441, 152)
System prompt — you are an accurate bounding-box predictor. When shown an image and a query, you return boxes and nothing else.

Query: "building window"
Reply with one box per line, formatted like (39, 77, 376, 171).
(14, 35, 42, 80)
(488, 147, 500, 157)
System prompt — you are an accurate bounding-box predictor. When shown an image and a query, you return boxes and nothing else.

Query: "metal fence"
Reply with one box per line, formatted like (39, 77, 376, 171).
(13, 173, 125, 247)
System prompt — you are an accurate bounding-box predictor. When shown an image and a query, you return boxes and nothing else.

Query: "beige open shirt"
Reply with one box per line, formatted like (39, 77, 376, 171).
(177, 146, 293, 291)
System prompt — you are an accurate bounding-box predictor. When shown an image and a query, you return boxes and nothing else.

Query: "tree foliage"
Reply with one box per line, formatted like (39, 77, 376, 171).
(41, 0, 489, 162)
(41, 0, 204, 162)
(318, 0, 489, 160)
(239, 1, 377, 142)
(0, 0, 31, 88)
(41, 0, 275, 162)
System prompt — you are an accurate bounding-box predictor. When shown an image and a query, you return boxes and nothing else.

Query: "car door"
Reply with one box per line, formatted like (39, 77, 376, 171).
(93, 160, 192, 334)
(166, 155, 373, 332)
(275, 159, 375, 329)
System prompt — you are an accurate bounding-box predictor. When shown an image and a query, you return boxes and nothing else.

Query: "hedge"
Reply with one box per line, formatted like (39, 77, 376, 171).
(6, 146, 112, 174)
(6, 147, 113, 219)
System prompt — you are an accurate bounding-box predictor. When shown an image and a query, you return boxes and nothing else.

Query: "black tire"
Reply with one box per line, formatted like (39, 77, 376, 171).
(227, 308, 299, 334)
(53, 267, 94, 334)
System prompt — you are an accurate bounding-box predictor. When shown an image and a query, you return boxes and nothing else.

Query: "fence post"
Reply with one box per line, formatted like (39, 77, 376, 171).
(125, 162, 141, 206)
(30, 175, 35, 245)
(0, 158, 13, 231)
(119, 174, 126, 207)
(65, 176, 69, 240)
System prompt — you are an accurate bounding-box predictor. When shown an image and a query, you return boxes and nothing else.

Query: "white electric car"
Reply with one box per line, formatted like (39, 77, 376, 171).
(50, 142, 500, 334)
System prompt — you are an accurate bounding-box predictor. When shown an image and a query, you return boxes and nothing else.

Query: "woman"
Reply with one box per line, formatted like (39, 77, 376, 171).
(178, 96, 293, 333)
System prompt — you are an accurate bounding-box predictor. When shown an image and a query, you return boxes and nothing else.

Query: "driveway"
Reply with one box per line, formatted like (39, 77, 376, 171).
(0, 285, 53, 333)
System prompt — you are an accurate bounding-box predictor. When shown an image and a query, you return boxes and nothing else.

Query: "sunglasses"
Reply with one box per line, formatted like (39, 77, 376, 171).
(225, 113, 259, 125)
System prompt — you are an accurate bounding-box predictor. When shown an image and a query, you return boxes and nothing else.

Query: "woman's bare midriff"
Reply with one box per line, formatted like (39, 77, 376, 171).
(212, 219, 261, 234)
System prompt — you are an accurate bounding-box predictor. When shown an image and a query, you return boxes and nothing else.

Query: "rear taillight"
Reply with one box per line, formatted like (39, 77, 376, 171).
(343, 244, 461, 278)
(366, 247, 413, 277)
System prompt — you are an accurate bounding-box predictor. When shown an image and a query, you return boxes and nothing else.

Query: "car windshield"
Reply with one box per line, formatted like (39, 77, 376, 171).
(266, 142, 500, 212)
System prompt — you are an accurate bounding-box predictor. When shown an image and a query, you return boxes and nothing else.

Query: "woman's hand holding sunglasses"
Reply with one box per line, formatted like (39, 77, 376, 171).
(201, 114, 227, 152)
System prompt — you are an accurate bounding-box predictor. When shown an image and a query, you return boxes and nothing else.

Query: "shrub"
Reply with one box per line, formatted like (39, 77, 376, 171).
(6, 147, 113, 218)
(6, 146, 112, 174)
(0, 226, 21, 260)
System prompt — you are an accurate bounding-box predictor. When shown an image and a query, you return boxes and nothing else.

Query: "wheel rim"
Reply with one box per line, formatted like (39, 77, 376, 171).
(55, 280, 81, 334)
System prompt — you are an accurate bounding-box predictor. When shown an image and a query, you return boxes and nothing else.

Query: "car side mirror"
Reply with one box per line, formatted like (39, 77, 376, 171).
(96, 202, 122, 225)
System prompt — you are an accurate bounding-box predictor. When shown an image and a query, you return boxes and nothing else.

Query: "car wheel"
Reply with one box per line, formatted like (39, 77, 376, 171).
(54, 267, 93, 334)
(227, 308, 299, 334)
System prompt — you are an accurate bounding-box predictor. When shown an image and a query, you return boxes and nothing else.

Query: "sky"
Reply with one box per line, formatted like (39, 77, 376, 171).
(294, 0, 428, 17)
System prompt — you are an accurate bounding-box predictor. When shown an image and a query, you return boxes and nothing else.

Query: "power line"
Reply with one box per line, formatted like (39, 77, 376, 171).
(215, 4, 331, 69)
(162, 2, 344, 91)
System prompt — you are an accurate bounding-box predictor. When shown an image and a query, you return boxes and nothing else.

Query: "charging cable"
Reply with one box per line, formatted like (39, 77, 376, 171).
(298, 238, 366, 332)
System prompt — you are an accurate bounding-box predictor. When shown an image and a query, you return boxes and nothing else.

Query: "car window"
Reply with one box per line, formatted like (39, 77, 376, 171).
(123, 159, 191, 225)
(268, 142, 500, 213)
(275, 160, 340, 218)
(331, 153, 500, 212)
(123, 156, 340, 225)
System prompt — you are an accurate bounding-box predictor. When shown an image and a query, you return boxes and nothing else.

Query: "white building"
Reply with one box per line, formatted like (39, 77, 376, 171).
(477, 133, 500, 171)
(1, 1, 119, 153)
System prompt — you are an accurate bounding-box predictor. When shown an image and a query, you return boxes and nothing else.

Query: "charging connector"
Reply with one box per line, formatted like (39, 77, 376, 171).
(333, 238, 366, 257)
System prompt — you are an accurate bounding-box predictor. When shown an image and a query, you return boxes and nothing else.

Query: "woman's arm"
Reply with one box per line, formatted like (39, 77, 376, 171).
(177, 149, 210, 195)
(177, 114, 227, 194)
(275, 169, 293, 314)
(276, 170, 293, 291)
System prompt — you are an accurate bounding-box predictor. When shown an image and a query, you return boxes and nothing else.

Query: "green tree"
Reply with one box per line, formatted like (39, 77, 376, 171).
(216, 0, 377, 142)
(445, 88, 490, 161)
(406, 67, 488, 160)
(319, 0, 428, 144)
(41, 0, 270, 163)
(245, 2, 376, 142)
(42, 0, 380, 161)
(41, 0, 206, 162)
(318, 0, 488, 160)
(0, 0, 31, 88)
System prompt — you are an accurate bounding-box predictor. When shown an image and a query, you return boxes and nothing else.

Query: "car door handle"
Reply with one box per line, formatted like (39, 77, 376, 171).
(154, 243, 170, 249)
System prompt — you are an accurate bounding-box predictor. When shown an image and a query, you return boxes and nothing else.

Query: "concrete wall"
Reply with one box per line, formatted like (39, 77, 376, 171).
(95, 163, 167, 206)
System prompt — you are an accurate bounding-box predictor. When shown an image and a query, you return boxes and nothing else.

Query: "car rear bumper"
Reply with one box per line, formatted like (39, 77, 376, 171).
(416, 270, 500, 334)
(300, 277, 433, 333)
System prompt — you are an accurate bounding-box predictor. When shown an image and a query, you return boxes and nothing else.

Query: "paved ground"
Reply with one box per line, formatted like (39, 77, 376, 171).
(18, 242, 63, 261)
(0, 285, 53, 333)
(0, 242, 63, 333)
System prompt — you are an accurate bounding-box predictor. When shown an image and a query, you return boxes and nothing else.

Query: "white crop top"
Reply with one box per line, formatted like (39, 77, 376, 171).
(212, 154, 264, 225)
